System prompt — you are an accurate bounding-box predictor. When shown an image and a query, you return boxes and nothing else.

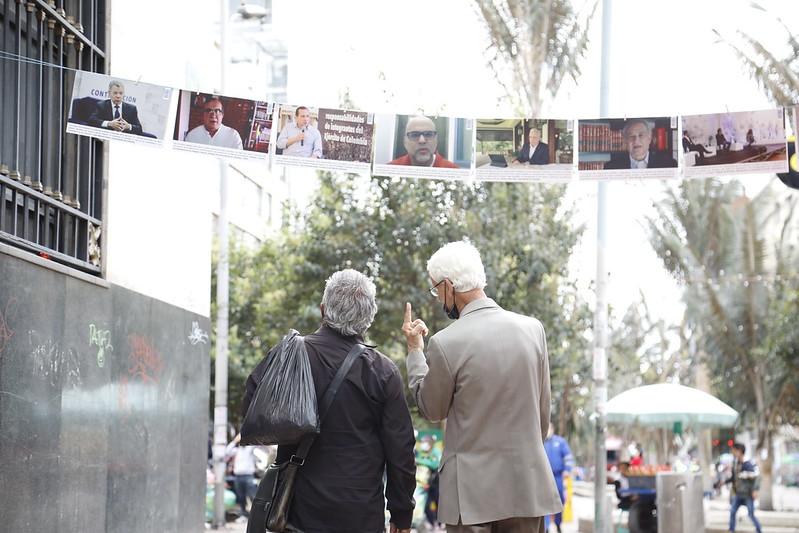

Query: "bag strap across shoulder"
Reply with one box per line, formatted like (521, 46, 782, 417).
(290, 341, 367, 465)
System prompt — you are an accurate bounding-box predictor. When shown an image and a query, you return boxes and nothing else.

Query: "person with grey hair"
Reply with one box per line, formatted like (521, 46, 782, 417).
(401, 241, 562, 533)
(513, 127, 550, 165)
(88, 79, 144, 135)
(605, 118, 677, 170)
(242, 269, 416, 533)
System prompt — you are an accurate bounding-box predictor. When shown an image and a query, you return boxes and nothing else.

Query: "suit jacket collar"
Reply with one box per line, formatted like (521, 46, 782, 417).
(460, 297, 500, 317)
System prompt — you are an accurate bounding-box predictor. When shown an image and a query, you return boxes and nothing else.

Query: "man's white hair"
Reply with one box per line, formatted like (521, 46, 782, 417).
(427, 241, 487, 292)
(321, 269, 377, 337)
(108, 80, 124, 91)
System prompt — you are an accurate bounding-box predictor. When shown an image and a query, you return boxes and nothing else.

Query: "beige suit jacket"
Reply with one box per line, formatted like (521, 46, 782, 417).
(407, 297, 562, 525)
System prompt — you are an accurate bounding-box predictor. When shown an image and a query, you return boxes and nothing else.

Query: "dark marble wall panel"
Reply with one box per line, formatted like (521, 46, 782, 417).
(0, 252, 210, 533)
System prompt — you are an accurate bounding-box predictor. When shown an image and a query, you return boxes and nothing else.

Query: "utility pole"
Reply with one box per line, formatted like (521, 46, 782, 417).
(212, 0, 230, 528)
(593, 1, 612, 532)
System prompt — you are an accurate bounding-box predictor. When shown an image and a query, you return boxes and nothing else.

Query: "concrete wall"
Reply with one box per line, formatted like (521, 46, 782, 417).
(0, 251, 210, 532)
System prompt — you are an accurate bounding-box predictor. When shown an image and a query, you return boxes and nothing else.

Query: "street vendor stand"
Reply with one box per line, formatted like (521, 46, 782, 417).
(606, 383, 739, 533)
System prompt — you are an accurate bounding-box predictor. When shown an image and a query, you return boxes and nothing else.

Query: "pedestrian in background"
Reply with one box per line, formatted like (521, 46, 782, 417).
(543, 426, 574, 533)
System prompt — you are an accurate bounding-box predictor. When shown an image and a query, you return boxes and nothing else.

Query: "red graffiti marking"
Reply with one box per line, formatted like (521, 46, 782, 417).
(127, 335, 163, 384)
(0, 299, 18, 355)
(118, 375, 129, 412)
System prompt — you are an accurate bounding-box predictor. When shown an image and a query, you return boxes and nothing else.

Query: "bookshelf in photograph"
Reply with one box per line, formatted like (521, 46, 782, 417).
(247, 102, 274, 153)
(578, 118, 675, 170)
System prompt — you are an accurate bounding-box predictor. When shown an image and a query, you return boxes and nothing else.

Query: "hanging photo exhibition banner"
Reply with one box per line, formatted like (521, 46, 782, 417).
(578, 116, 679, 180)
(271, 105, 375, 173)
(66, 71, 173, 146)
(682, 108, 788, 179)
(172, 91, 274, 161)
(372, 114, 474, 180)
(475, 118, 574, 181)
(59, 65, 799, 184)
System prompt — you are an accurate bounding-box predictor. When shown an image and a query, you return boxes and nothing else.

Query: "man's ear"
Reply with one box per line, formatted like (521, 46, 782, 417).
(319, 304, 325, 318)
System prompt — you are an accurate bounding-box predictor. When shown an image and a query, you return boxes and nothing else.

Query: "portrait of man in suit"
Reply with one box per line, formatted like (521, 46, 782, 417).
(389, 115, 459, 168)
(88, 80, 143, 135)
(605, 118, 677, 170)
(514, 127, 549, 165)
(402, 241, 562, 532)
(682, 130, 713, 161)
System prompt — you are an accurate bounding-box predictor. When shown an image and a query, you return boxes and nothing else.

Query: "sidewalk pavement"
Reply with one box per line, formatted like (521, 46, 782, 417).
(203, 483, 799, 532)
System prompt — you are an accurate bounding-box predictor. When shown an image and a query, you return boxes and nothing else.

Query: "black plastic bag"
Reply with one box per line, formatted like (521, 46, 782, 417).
(240, 330, 319, 445)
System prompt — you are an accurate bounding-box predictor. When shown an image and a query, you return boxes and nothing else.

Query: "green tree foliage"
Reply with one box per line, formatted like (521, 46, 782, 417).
(647, 178, 799, 509)
(218, 173, 592, 435)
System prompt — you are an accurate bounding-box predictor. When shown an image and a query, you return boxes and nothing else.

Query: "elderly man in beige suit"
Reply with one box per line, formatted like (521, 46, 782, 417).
(402, 241, 562, 533)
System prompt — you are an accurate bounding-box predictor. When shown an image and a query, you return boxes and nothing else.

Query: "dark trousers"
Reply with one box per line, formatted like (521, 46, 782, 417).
(729, 495, 761, 532)
(544, 475, 565, 529)
(234, 473, 256, 516)
(447, 517, 544, 533)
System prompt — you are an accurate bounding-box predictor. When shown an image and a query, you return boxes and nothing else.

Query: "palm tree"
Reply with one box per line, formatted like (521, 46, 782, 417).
(472, 0, 597, 116)
(714, 6, 799, 106)
(648, 179, 799, 510)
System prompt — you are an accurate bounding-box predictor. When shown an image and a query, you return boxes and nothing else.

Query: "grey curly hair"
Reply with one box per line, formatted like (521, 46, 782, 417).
(321, 269, 378, 336)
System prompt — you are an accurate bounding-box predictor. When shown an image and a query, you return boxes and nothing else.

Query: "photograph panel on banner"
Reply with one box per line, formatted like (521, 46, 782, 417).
(172, 91, 273, 161)
(372, 114, 473, 180)
(271, 105, 374, 172)
(66, 71, 172, 146)
(475, 118, 574, 182)
(682, 108, 788, 178)
(578, 116, 679, 180)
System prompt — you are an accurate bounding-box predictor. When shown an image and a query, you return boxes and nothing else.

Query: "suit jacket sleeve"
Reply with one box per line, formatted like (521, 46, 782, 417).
(87, 101, 108, 128)
(406, 335, 455, 422)
(533, 143, 550, 164)
(538, 322, 551, 442)
(379, 365, 417, 529)
(126, 104, 143, 135)
(516, 143, 530, 163)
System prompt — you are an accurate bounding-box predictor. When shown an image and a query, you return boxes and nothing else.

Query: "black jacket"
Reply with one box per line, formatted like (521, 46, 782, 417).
(243, 325, 416, 533)
(605, 150, 677, 169)
(516, 141, 550, 164)
(88, 100, 143, 135)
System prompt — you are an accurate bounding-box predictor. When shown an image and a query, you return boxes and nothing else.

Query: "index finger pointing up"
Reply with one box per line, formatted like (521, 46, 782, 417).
(403, 302, 413, 325)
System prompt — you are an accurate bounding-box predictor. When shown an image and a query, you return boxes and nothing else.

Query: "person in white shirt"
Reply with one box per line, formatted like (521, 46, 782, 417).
(224, 433, 258, 519)
(276, 106, 323, 158)
(184, 97, 243, 149)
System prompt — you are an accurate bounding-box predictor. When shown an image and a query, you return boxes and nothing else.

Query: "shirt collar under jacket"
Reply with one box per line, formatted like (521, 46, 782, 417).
(629, 151, 650, 169)
(458, 297, 500, 318)
(317, 323, 373, 347)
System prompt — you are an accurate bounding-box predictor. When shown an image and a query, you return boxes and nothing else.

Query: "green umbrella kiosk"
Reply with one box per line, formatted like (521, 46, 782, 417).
(606, 383, 739, 533)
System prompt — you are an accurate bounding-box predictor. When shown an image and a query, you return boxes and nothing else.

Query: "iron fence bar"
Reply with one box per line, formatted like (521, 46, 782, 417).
(33, 0, 101, 57)
(23, 2, 37, 188)
(32, 5, 44, 191)
(1, 0, 11, 176)
(41, 15, 54, 198)
(10, 0, 22, 180)
(53, 19, 64, 201)
(0, 174, 99, 222)
(0, 228, 100, 273)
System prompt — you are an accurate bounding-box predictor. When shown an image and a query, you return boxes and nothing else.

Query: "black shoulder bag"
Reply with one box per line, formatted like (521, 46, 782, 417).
(247, 341, 367, 533)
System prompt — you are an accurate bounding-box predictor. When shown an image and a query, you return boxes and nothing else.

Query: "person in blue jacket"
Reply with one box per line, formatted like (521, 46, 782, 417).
(717, 442, 762, 533)
(544, 425, 575, 533)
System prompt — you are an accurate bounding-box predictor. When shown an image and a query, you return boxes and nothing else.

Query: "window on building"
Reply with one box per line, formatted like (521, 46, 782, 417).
(0, 0, 106, 275)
